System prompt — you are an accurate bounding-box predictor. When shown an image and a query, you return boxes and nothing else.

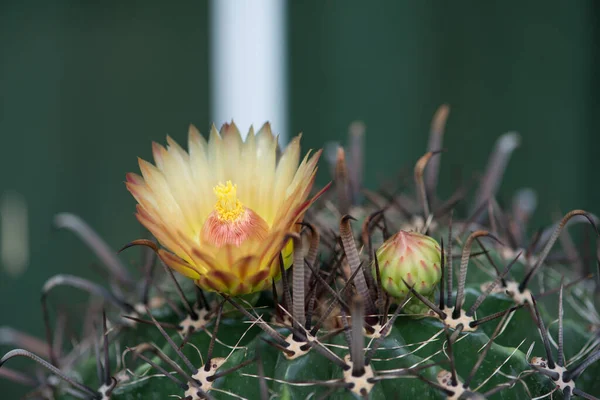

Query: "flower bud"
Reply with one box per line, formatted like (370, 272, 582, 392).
(373, 230, 442, 299)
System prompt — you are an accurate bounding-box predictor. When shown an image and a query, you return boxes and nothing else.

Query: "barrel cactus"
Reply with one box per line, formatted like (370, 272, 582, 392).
(2, 107, 600, 400)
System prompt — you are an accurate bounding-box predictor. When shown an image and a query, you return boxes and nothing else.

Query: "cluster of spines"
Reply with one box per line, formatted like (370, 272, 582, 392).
(1, 105, 600, 399)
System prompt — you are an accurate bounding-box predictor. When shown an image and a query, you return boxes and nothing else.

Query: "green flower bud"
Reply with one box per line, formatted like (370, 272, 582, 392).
(373, 230, 442, 299)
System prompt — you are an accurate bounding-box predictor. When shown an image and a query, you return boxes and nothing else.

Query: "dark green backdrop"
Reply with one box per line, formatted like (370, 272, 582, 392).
(1, 1, 598, 397)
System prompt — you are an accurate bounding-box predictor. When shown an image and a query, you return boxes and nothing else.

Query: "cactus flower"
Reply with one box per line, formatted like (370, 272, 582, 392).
(373, 230, 442, 299)
(126, 122, 325, 295)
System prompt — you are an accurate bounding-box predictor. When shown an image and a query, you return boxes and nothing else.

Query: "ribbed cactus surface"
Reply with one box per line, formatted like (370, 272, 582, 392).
(2, 108, 599, 400)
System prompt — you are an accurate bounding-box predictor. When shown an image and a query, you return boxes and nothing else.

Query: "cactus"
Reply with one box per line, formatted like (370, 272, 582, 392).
(2, 108, 600, 400)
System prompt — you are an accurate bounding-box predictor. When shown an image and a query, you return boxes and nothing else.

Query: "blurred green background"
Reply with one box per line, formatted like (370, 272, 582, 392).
(1, 0, 599, 397)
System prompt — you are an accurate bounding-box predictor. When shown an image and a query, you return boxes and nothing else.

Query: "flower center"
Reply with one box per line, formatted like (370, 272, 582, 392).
(213, 181, 244, 222)
(202, 181, 269, 247)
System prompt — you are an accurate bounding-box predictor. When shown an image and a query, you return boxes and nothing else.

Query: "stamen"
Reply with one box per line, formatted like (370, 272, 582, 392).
(202, 181, 269, 247)
(213, 181, 244, 222)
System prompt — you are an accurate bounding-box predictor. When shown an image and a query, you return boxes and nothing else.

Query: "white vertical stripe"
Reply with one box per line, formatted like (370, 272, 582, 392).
(210, 0, 287, 143)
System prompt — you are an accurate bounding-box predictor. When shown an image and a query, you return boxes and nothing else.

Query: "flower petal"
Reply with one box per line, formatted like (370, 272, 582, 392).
(271, 134, 301, 223)
(159, 249, 201, 280)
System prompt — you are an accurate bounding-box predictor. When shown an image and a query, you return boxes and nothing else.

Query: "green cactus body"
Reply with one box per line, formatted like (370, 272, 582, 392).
(48, 243, 598, 399)
(5, 224, 600, 400)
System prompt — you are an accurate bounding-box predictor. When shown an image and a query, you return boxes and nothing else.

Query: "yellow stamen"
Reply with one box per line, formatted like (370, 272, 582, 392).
(213, 181, 244, 222)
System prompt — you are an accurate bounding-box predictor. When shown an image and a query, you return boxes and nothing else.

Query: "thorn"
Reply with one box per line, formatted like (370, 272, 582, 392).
(414, 151, 442, 220)
(339, 216, 377, 324)
(305, 273, 319, 331)
(537, 273, 592, 299)
(469, 305, 522, 328)
(572, 387, 599, 399)
(256, 350, 269, 400)
(139, 238, 158, 305)
(341, 214, 358, 223)
(54, 213, 134, 287)
(335, 147, 351, 214)
(145, 307, 197, 374)
(204, 300, 225, 372)
(454, 231, 501, 318)
(439, 238, 446, 311)
(530, 295, 556, 369)
(464, 307, 513, 388)
(413, 373, 454, 396)
(195, 287, 210, 311)
(208, 357, 256, 381)
(475, 237, 508, 285)
(260, 337, 295, 358)
(557, 281, 565, 367)
(467, 251, 521, 316)
(292, 236, 307, 329)
(41, 274, 134, 366)
(42, 275, 134, 314)
(118, 238, 158, 254)
(531, 364, 560, 381)
(443, 324, 461, 387)
(402, 278, 446, 319)
(278, 253, 294, 324)
(364, 292, 411, 365)
(92, 321, 104, 387)
(471, 132, 520, 220)
(373, 249, 384, 321)
(131, 348, 186, 389)
(521, 210, 599, 292)
(0, 327, 50, 359)
(564, 386, 573, 400)
(0, 367, 38, 387)
(425, 104, 450, 201)
(159, 260, 198, 319)
(179, 327, 195, 350)
(299, 222, 320, 286)
(447, 210, 454, 308)
(350, 296, 365, 377)
(482, 371, 535, 397)
(566, 349, 600, 382)
(0, 349, 99, 398)
(361, 210, 384, 303)
(459, 198, 491, 238)
(309, 260, 361, 335)
(121, 315, 180, 330)
(224, 296, 289, 347)
(102, 310, 110, 386)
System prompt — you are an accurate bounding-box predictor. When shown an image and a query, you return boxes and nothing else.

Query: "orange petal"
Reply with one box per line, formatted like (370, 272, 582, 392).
(125, 172, 144, 185)
(233, 255, 258, 280)
(136, 207, 196, 265)
(198, 276, 226, 293)
(152, 142, 166, 170)
(190, 247, 219, 272)
(247, 269, 270, 288)
(199, 270, 241, 294)
(159, 250, 201, 280)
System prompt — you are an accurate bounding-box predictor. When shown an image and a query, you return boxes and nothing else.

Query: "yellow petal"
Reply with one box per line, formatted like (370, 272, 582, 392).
(253, 122, 277, 223)
(159, 250, 201, 280)
(188, 125, 213, 222)
(273, 134, 301, 216)
(208, 124, 225, 183)
(220, 122, 243, 178)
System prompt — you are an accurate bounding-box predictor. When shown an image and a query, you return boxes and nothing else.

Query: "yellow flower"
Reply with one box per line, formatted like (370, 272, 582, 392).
(126, 122, 326, 295)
